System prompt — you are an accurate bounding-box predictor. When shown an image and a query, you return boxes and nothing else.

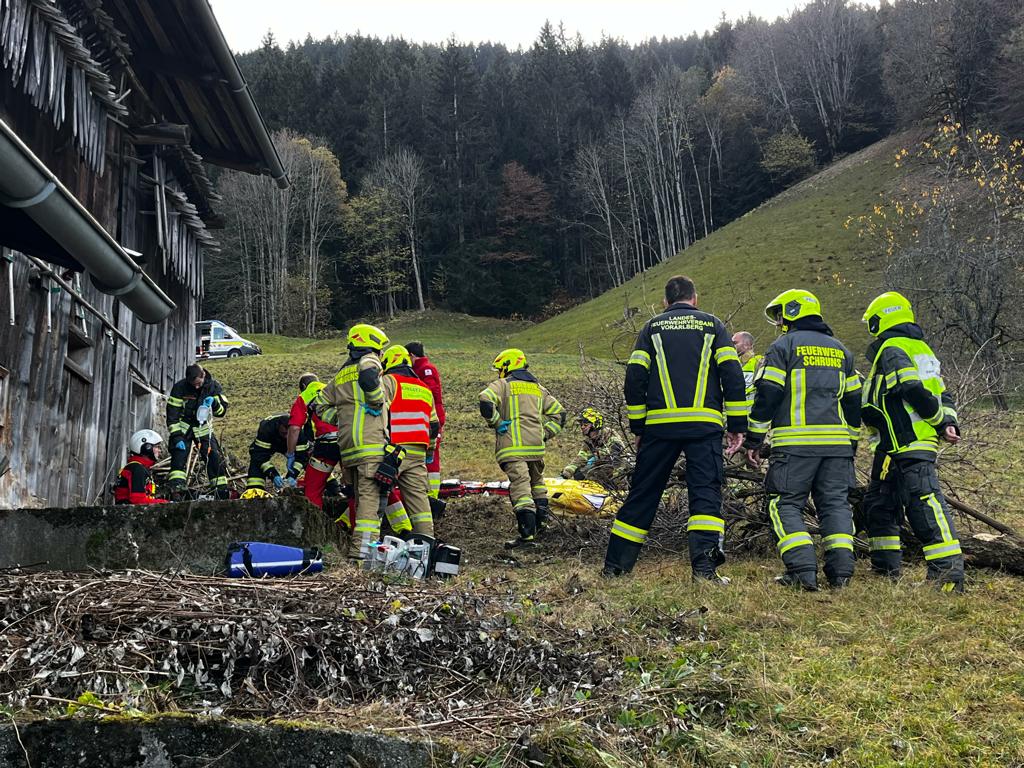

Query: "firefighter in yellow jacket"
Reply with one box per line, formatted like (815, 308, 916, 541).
(312, 323, 391, 562)
(380, 345, 441, 539)
(479, 349, 566, 548)
(860, 292, 964, 592)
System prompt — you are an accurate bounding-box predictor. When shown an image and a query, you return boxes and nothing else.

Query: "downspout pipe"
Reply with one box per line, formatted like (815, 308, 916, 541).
(0, 119, 176, 324)
(191, 0, 290, 190)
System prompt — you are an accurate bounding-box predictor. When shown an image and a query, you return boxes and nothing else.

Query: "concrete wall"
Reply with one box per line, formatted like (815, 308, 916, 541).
(0, 496, 338, 574)
(0, 718, 446, 768)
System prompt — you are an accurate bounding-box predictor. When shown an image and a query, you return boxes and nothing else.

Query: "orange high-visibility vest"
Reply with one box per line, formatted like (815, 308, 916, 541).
(387, 374, 434, 447)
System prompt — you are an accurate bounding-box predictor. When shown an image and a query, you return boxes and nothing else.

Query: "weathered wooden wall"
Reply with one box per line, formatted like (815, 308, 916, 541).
(0, 62, 206, 509)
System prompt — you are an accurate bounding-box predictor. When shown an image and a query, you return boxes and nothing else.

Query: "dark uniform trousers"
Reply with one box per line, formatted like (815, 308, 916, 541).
(605, 433, 724, 575)
(765, 454, 855, 583)
(863, 451, 965, 582)
(169, 431, 227, 494)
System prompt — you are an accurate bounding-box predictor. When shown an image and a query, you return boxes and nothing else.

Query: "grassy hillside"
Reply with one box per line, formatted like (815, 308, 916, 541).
(513, 136, 910, 358)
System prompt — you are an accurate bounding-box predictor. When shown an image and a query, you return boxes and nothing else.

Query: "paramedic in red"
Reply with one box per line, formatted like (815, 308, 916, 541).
(115, 429, 168, 504)
(407, 341, 445, 499)
(288, 373, 345, 512)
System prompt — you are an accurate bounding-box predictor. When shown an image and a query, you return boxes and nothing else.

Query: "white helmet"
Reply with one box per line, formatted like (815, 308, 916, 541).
(130, 429, 163, 455)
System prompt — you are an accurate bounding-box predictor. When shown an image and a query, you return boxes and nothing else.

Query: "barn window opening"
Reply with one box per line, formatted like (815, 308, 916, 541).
(65, 323, 94, 384)
(0, 365, 8, 443)
(130, 376, 155, 434)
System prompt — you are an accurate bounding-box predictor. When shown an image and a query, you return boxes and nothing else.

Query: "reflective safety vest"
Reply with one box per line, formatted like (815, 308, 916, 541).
(315, 354, 387, 465)
(297, 381, 333, 437)
(384, 373, 436, 453)
(862, 336, 953, 456)
(740, 353, 763, 413)
(114, 455, 164, 504)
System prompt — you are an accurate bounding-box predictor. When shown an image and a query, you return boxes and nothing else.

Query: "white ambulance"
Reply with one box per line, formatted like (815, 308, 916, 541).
(195, 320, 262, 359)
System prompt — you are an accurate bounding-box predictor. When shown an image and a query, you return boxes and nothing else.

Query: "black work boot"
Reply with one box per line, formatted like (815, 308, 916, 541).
(774, 571, 819, 591)
(693, 569, 731, 586)
(939, 580, 965, 594)
(828, 576, 852, 589)
(691, 545, 729, 584)
(603, 535, 641, 577)
(505, 507, 538, 549)
(429, 496, 447, 520)
(535, 498, 552, 535)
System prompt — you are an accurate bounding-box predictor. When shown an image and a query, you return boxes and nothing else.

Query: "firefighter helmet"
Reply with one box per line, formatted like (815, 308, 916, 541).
(764, 289, 822, 327)
(129, 429, 163, 455)
(492, 348, 527, 377)
(381, 344, 412, 371)
(580, 407, 604, 430)
(862, 291, 915, 336)
(240, 488, 272, 499)
(347, 323, 389, 352)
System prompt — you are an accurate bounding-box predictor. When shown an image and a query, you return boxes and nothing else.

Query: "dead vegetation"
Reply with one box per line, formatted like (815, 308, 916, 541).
(0, 567, 623, 737)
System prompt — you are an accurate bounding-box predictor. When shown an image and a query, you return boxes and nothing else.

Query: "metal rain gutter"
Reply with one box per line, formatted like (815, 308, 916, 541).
(191, 0, 291, 189)
(0, 118, 176, 324)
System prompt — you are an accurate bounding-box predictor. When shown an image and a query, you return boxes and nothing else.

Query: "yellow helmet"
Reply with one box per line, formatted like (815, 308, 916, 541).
(863, 291, 915, 336)
(347, 323, 389, 352)
(240, 488, 271, 499)
(381, 344, 412, 371)
(580, 407, 604, 429)
(764, 289, 822, 328)
(492, 348, 527, 377)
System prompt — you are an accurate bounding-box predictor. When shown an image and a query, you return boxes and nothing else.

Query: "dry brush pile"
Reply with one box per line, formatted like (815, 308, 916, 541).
(0, 570, 622, 733)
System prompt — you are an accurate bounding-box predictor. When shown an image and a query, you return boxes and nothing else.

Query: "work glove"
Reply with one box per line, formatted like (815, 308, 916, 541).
(174, 440, 187, 451)
(202, 396, 214, 407)
(285, 476, 298, 489)
(373, 444, 404, 489)
(585, 456, 596, 468)
(272, 475, 284, 490)
(374, 457, 400, 489)
(285, 451, 296, 475)
(495, 419, 512, 435)
(362, 403, 382, 417)
(561, 468, 573, 479)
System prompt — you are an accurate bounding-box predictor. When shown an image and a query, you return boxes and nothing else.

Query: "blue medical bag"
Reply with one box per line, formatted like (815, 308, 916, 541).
(225, 541, 323, 578)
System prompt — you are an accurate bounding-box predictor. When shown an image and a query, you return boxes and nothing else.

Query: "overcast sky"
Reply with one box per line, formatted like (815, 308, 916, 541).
(210, 0, 812, 53)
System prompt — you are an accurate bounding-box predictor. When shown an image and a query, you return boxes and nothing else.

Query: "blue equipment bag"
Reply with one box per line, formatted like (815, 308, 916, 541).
(225, 541, 323, 578)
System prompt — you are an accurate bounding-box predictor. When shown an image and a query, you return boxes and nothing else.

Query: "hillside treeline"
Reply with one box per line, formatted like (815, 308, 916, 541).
(203, 0, 1024, 334)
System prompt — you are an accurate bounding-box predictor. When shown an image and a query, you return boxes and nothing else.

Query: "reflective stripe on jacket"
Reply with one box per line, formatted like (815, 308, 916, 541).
(165, 368, 228, 436)
(313, 352, 387, 465)
(747, 325, 861, 456)
(624, 302, 747, 438)
(479, 370, 565, 463)
(383, 371, 438, 452)
(740, 353, 763, 413)
(114, 455, 165, 504)
(861, 328, 956, 457)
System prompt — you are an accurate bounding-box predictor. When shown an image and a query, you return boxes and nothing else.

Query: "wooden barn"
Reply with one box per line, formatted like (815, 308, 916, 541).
(0, 0, 287, 508)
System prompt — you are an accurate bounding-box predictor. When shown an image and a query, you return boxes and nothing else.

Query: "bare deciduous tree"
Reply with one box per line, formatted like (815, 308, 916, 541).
(367, 147, 431, 311)
(790, 0, 866, 156)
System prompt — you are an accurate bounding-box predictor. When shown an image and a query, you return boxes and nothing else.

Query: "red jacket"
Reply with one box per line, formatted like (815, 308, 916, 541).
(114, 454, 167, 505)
(412, 356, 445, 427)
(289, 382, 334, 437)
